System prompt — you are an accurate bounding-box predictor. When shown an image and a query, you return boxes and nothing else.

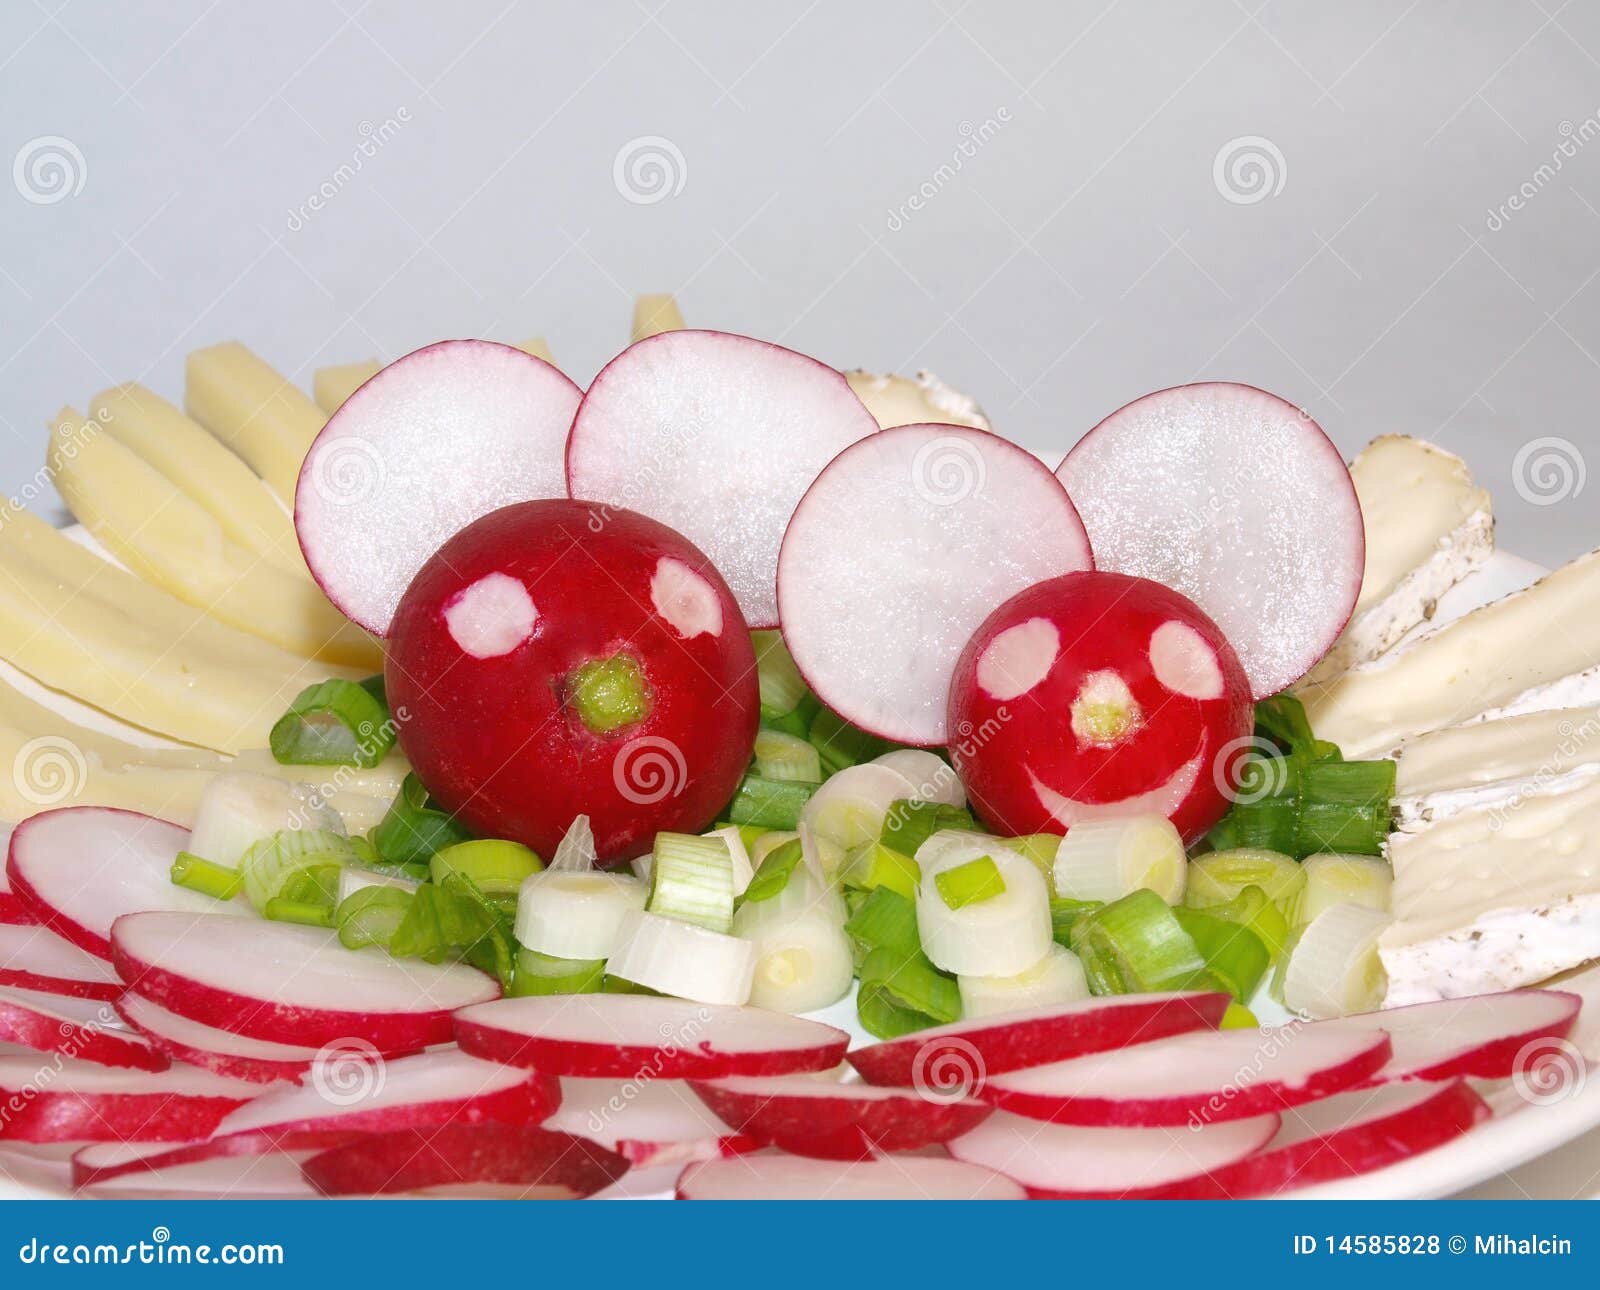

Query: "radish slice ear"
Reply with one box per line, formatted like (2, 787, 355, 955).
(565, 330, 879, 629)
(295, 340, 581, 635)
(778, 424, 1092, 745)
(1057, 382, 1363, 698)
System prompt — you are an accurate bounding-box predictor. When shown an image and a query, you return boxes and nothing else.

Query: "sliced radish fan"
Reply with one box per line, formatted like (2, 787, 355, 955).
(0, 1054, 260, 1142)
(0, 986, 167, 1071)
(677, 1153, 1025, 1201)
(0, 921, 122, 1001)
(116, 993, 327, 1084)
(543, 1077, 755, 1169)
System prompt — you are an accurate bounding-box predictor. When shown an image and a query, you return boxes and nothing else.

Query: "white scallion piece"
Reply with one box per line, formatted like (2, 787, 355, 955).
(753, 730, 823, 784)
(872, 748, 965, 808)
(750, 830, 799, 867)
(1293, 853, 1392, 928)
(1281, 902, 1393, 1019)
(1052, 814, 1185, 904)
(187, 772, 344, 870)
(549, 815, 597, 873)
(515, 869, 648, 961)
(646, 832, 736, 932)
(337, 866, 420, 904)
(958, 944, 1090, 1019)
(606, 909, 755, 1006)
(705, 825, 755, 897)
(732, 857, 851, 1014)
(798, 763, 918, 851)
(917, 841, 1052, 978)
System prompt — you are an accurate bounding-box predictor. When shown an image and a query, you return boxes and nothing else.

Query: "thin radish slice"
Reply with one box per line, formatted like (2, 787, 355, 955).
(777, 424, 1092, 744)
(948, 1108, 1279, 1198)
(70, 1129, 341, 1186)
(677, 1152, 1026, 1200)
(115, 994, 329, 1084)
(0, 823, 37, 926)
(75, 1143, 317, 1198)
(211, 1049, 559, 1143)
(543, 1077, 756, 1169)
(565, 330, 879, 628)
(690, 1073, 992, 1159)
(0, 986, 167, 1071)
(847, 992, 1229, 1089)
(0, 922, 122, 1001)
(1057, 383, 1363, 697)
(296, 340, 582, 635)
(111, 912, 499, 1050)
(981, 1023, 1392, 1126)
(8, 807, 233, 959)
(302, 1125, 629, 1198)
(454, 994, 850, 1079)
(1150, 1079, 1490, 1198)
(0, 1053, 261, 1142)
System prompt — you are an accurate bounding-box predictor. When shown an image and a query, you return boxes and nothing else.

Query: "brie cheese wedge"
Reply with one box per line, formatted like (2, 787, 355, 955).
(844, 369, 990, 431)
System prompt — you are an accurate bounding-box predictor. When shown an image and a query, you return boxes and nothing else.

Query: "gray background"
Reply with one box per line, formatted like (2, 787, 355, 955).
(2, 1, 1598, 567)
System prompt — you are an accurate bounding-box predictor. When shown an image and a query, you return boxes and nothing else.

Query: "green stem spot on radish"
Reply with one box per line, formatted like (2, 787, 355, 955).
(566, 653, 651, 734)
(1069, 670, 1141, 747)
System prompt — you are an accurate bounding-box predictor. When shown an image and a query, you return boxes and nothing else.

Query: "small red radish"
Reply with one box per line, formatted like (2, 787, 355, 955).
(543, 1077, 757, 1170)
(1148, 1079, 1490, 1198)
(566, 330, 880, 628)
(0, 986, 167, 1072)
(777, 423, 1092, 744)
(453, 994, 850, 1079)
(948, 571, 1252, 843)
(0, 1053, 261, 1143)
(111, 912, 499, 1051)
(385, 499, 758, 864)
(846, 991, 1230, 1089)
(301, 1125, 630, 1198)
(690, 1073, 992, 1159)
(0, 922, 122, 1001)
(1056, 382, 1363, 697)
(948, 1108, 1279, 1198)
(116, 993, 327, 1084)
(980, 1023, 1391, 1126)
(677, 1152, 1026, 1200)
(8, 807, 237, 960)
(295, 340, 583, 635)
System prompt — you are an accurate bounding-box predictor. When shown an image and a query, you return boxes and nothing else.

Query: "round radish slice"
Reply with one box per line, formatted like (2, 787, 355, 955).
(677, 1152, 1025, 1200)
(0, 921, 121, 1001)
(690, 1073, 992, 1159)
(566, 330, 879, 629)
(948, 1108, 1279, 1198)
(302, 1125, 629, 1198)
(8, 807, 236, 960)
(295, 340, 582, 635)
(981, 1022, 1392, 1126)
(0, 823, 37, 926)
(111, 912, 499, 1050)
(0, 1053, 260, 1143)
(0, 986, 167, 1072)
(846, 992, 1229, 1089)
(453, 994, 850, 1079)
(778, 424, 1092, 744)
(1057, 383, 1362, 697)
(1151, 1079, 1490, 1198)
(115, 994, 329, 1084)
(544, 1077, 756, 1169)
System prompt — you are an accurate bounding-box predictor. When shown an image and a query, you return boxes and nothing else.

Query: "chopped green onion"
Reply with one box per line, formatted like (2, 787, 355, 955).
(263, 897, 335, 928)
(1204, 797, 1299, 856)
(371, 774, 473, 867)
(880, 799, 976, 859)
(1185, 847, 1305, 915)
(1294, 854, 1392, 927)
(269, 678, 394, 769)
(170, 851, 244, 901)
(753, 729, 823, 783)
(335, 885, 413, 950)
(647, 832, 735, 932)
(751, 630, 809, 718)
(998, 833, 1065, 888)
(1049, 896, 1102, 946)
(740, 837, 804, 904)
(429, 838, 542, 897)
(1296, 802, 1389, 856)
(808, 706, 888, 776)
(1301, 759, 1397, 806)
(843, 886, 920, 958)
(934, 856, 1005, 910)
(1254, 694, 1317, 757)
(1069, 889, 1210, 996)
(509, 947, 606, 996)
(238, 828, 355, 915)
(1199, 883, 1290, 959)
(727, 774, 815, 830)
(1220, 1001, 1260, 1029)
(840, 841, 920, 902)
(358, 674, 388, 707)
(389, 876, 516, 987)
(1172, 906, 1270, 1002)
(857, 945, 961, 1039)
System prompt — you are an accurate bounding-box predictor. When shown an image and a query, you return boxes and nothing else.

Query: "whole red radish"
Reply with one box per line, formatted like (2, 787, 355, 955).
(386, 500, 759, 864)
(948, 570, 1251, 845)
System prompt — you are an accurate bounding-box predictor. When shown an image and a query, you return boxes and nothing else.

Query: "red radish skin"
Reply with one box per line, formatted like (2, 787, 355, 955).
(980, 1024, 1393, 1126)
(0, 1054, 260, 1143)
(777, 423, 1093, 745)
(0, 826, 38, 926)
(115, 994, 345, 1084)
(948, 1108, 1280, 1199)
(8, 807, 229, 960)
(544, 1077, 757, 1170)
(948, 572, 1253, 844)
(689, 1074, 992, 1159)
(295, 340, 583, 635)
(566, 329, 880, 629)
(454, 995, 851, 1079)
(1056, 382, 1363, 698)
(78, 1147, 317, 1199)
(111, 912, 499, 1051)
(385, 500, 758, 864)
(677, 1152, 1026, 1201)
(1148, 1079, 1490, 1199)
(71, 1129, 353, 1187)
(0, 922, 122, 1001)
(302, 1125, 629, 1198)
(0, 986, 167, 1072)
(847, 992, 1229, 1089)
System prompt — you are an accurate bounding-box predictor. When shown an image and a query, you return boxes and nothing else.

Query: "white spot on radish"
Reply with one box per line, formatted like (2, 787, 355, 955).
(444, 573, 537, 659)
(1028, 743, 1206, 828)
(1149, 621, 1224, 700)
(976, 617, 1059, 701)
(650, 558, 723, 639)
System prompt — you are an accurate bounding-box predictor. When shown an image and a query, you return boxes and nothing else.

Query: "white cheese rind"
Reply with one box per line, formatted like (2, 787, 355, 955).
(844, 369, 991, 431)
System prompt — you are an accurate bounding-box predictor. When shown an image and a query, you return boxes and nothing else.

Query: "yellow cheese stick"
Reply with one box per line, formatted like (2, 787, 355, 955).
(0, 510, 361, 753)
(516, 337, 555, 363)
(185, 342, 325, 506)
(313, 360, 381, 414)
(49, 408, 381, 669)
(631, 294, 685, 342)
(91, 384, 304, 575)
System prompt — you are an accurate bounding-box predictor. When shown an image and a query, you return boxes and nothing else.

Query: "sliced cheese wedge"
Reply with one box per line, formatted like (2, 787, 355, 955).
(515, 337, 554, 364)
(1300, 435, 1492, 686)
(185, 341, 325, 506)
(313, 360, 380, 415)
(49, 408, 379, 669)
(844, 369, 991, 431)
(631, 293, 684, 342)
(1301, 547, 1600, 758)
